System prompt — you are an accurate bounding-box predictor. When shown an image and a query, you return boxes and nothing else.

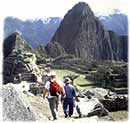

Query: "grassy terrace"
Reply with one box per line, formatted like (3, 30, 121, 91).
(109, 111, 128, 121)
(54, 69, 94, 91)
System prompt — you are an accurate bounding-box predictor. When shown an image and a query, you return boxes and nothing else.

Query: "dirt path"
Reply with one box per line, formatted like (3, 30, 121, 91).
(27, 94, 128, 123)
(27, 95, 98, 121)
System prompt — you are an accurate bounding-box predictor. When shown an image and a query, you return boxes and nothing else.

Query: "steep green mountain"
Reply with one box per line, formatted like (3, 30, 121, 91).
(46, 2, 127, 62)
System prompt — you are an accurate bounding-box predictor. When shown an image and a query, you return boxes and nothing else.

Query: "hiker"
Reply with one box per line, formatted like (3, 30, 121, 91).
(43, 73, 62, 120)
(63, 77, 76, 118)
(75, 96, 82, 118)
(42, 63, 57, 83)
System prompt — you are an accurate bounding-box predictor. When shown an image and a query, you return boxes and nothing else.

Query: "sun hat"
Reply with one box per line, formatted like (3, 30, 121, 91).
(64, 77, 72, 83)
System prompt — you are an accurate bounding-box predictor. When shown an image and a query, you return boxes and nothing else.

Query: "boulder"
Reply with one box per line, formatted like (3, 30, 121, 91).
(82, 88, 128, 112)
(83, 88, 109, 100)
(75, 96, 108, 117)
(100, 94, 128, 111)
(29, 83, 44, 96)
(1, 83, 47, 121)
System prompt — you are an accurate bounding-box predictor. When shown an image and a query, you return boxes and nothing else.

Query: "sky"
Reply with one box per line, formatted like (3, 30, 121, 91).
(0, 0, 129, 20)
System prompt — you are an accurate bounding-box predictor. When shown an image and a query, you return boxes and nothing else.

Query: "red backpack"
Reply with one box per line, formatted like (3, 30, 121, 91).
(49, 80, 62, 96)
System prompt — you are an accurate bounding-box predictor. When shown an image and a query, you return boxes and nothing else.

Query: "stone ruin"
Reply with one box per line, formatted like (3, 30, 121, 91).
(100, 94, 128, 112)
(3, 49, 48, 96)
(3, 50, 42, 84)
(80, 88, 128, 112)
(85, 62, 128, 94)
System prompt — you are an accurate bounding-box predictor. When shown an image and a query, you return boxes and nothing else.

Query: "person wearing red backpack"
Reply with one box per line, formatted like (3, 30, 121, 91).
(43, 73, 62, 120)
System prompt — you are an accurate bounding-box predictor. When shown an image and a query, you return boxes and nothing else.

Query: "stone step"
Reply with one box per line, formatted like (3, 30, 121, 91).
(109, 74, 126, 80)
(110, 87, 128, 94)
(22, 74, 34, 78)
(77, 82, 99, 87)
(114, 78, 127, 82)
(112, 82, 128, 88)
(109, 74, 120, 77)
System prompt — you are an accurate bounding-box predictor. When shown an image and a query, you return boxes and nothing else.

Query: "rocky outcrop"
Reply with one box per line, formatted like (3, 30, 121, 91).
(108, 31, 122, 61)
(119, 35, 128, 62)
(34, 45, 48, 63)
(45, 41, 66, 57)
(47, 2, 127, 62)
(29, 83, 45, 96)
(3, 32, 33, 59)
(1, 83, 48, 121)
(3, 51, 41, 84)
(82, 88, 109, 100)
(1, 83, 35, 121)
(75, 96, 108, 117)
(3, 32, 42, 84)
(108, 31, 128, 62)
(100, 94, 128, 111)
(81, 88, 128, 111)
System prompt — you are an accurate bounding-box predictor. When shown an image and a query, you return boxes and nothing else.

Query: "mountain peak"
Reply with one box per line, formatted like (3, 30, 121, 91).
(73, 2, 89, 9)
(48, 2, 125, 61)
(10, 31, 22, 38)
(4, 32, 32, 58)
(67, 2, 94, 17)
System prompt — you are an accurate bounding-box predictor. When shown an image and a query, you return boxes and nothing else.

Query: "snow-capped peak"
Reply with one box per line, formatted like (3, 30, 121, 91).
(95, 9, 127, 17)
(42, 17, 62, 24)
(42, 18, 51, 24)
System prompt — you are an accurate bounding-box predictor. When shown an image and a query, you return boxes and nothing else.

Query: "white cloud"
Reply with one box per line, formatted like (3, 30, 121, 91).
(0, 0, 128, 20)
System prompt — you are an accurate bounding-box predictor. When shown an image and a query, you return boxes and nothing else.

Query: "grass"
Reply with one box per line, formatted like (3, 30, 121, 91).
(54, 69, 94, 91)
(109, 111, 128, 121)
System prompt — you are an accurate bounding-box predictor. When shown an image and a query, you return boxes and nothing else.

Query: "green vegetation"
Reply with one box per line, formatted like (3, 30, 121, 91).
(109, 111, 128, 121)
(54, 69, 93, 91)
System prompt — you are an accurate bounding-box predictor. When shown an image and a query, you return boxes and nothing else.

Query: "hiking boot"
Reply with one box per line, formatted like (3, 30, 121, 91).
(53, 117, 58, 121)
(65, 113, 68, 118)
(79, 113, 82, 118)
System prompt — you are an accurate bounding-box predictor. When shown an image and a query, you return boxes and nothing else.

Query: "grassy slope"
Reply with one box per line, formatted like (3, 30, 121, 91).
(54, 69, 96, 91)
(109, 111, 128, 121)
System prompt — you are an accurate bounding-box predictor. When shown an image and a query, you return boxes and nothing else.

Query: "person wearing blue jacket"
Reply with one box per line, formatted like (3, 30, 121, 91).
(63, 77, 76, 118)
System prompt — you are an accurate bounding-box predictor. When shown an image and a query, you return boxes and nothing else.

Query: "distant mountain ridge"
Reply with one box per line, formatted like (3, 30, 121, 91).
(4, 12, 128, 48)
(4, 17, 62, 47)
(98, 13, 128, 35)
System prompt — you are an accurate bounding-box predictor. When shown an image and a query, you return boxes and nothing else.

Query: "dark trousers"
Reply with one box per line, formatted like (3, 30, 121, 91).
(48, 97, 59, 119)
(63, 98, 74, 117)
